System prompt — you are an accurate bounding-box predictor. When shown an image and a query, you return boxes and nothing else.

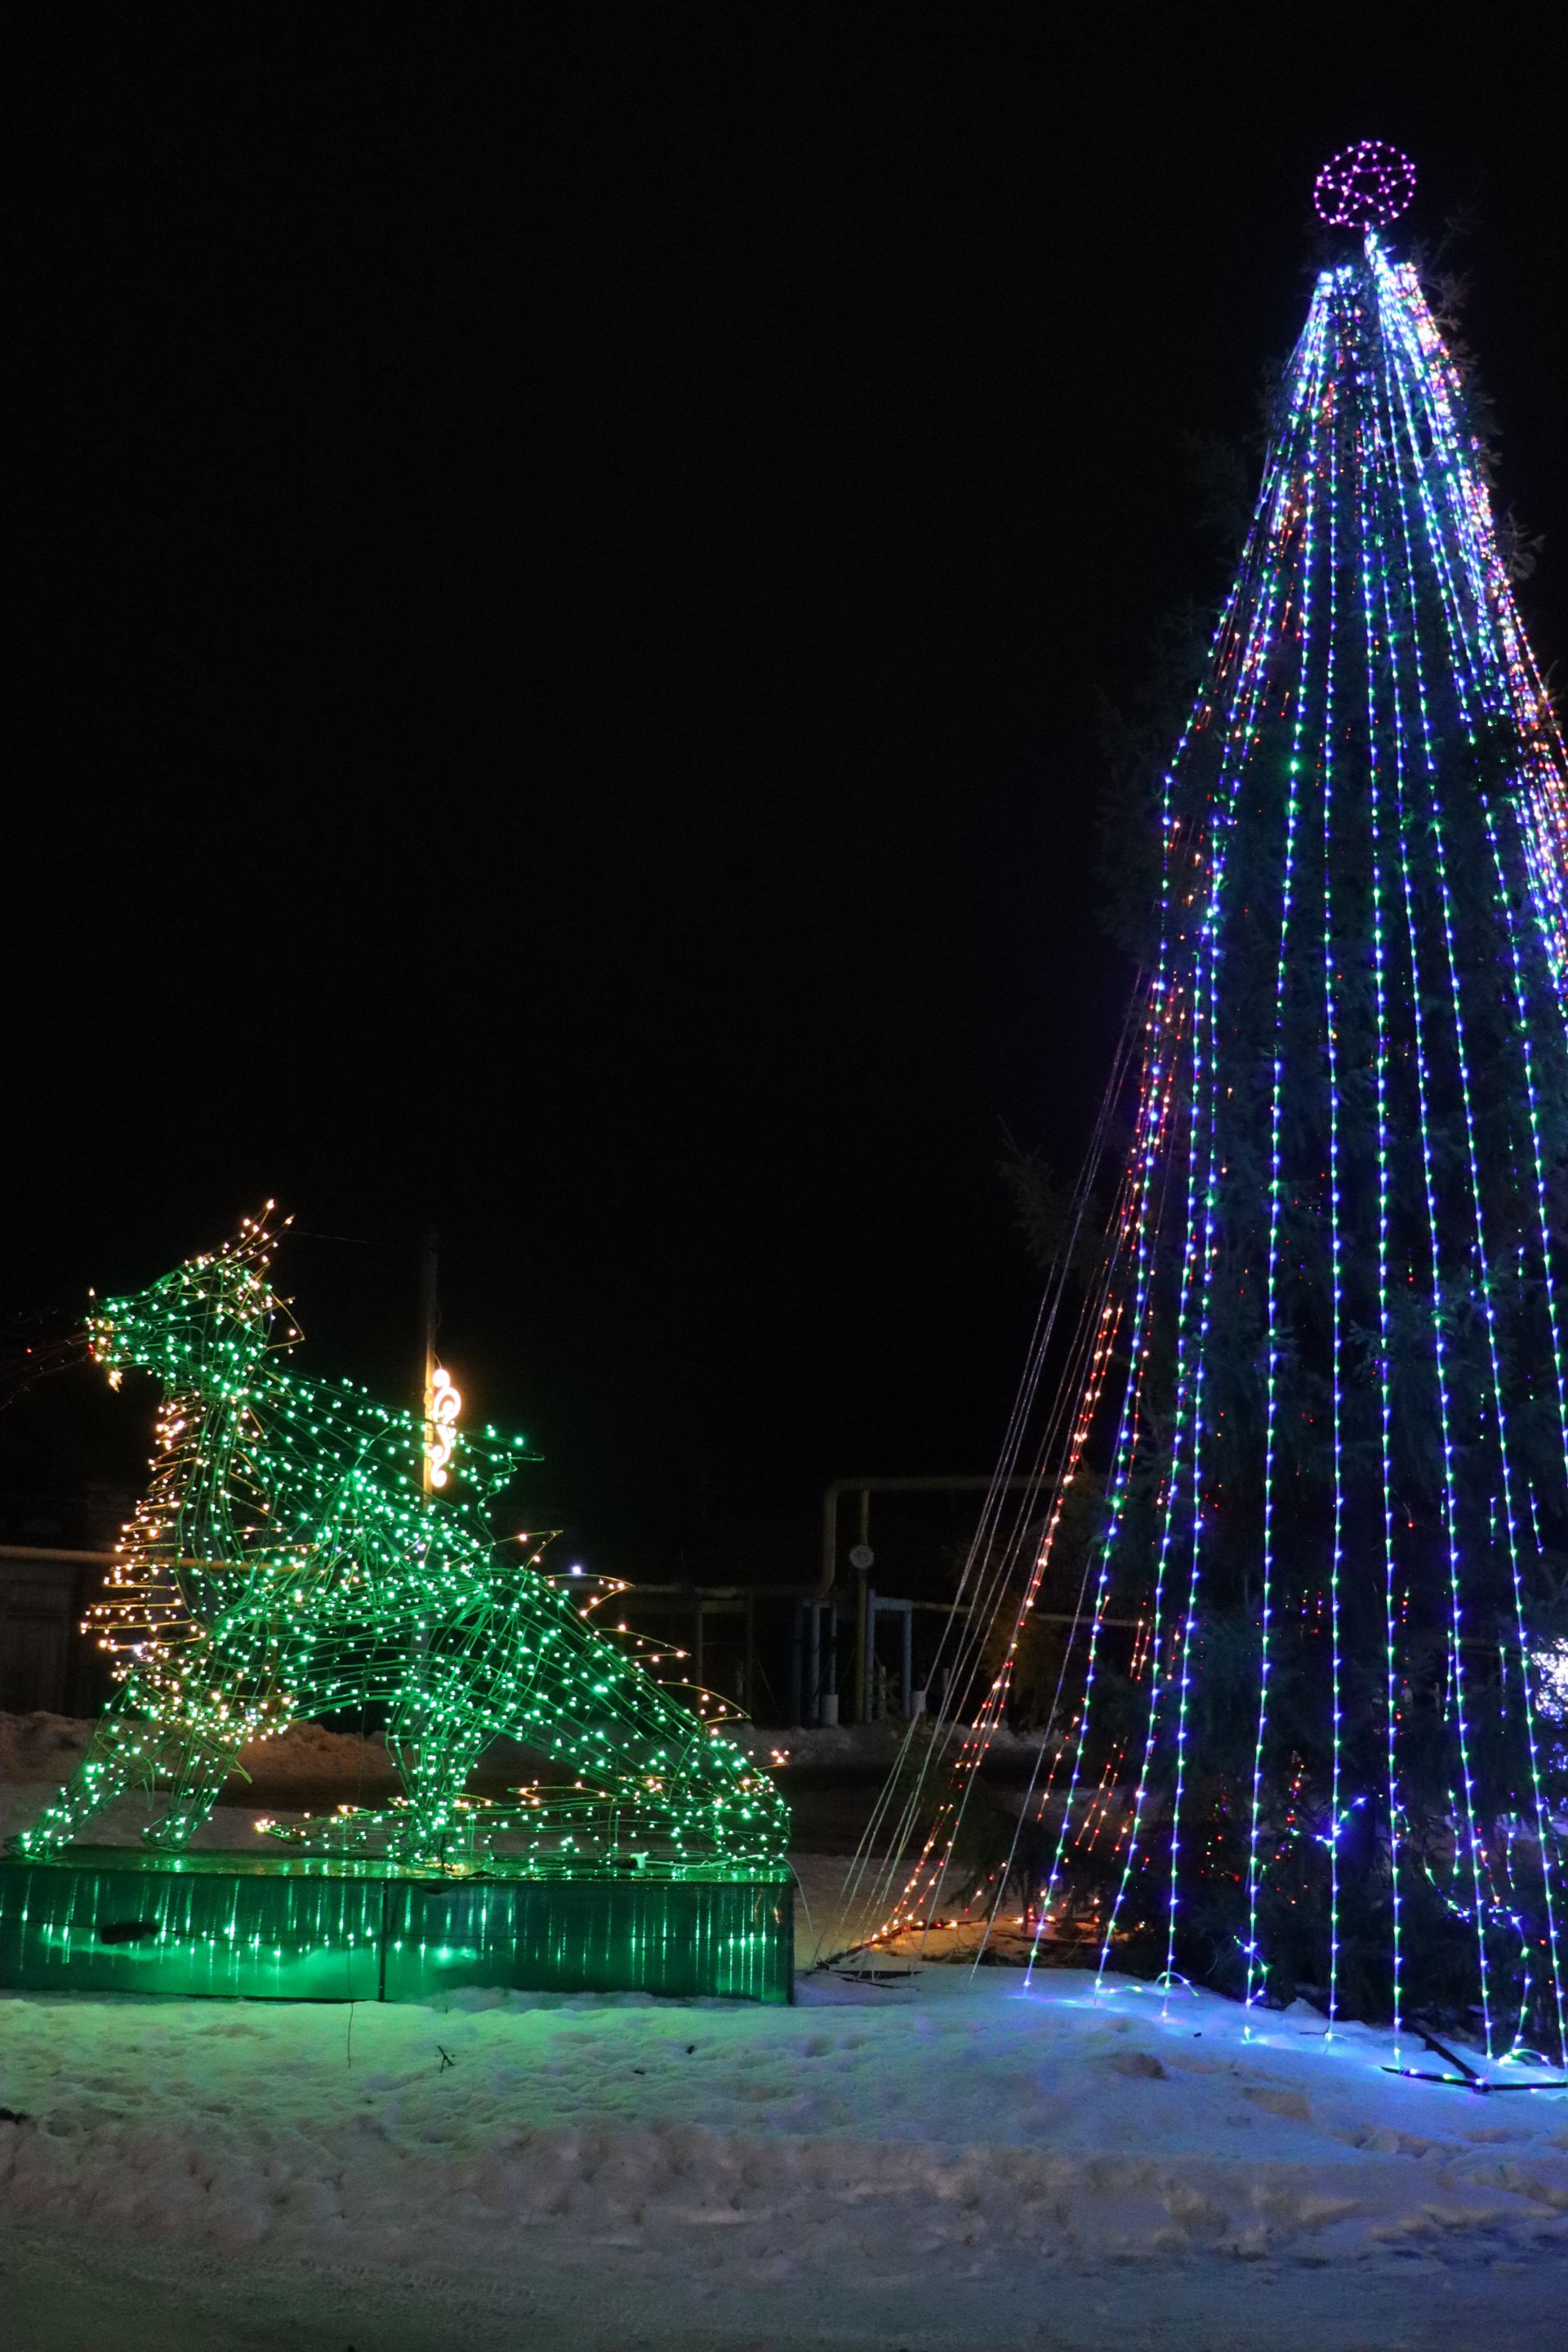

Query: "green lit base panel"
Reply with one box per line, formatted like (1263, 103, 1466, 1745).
(0, 1850, 793, 2003)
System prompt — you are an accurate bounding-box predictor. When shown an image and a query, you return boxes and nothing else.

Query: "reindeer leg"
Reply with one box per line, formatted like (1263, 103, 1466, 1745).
(389, 1732, 489, 1865)
(139, 1730, 242, 1851)
(5, 1689, 171, 1856)
(387, 1665, 490, 1867)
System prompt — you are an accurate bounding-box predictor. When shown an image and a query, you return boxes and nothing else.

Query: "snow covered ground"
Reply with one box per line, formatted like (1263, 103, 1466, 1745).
(7, 1948, 1568, 2346)
(7, 1718, 1568, 2345)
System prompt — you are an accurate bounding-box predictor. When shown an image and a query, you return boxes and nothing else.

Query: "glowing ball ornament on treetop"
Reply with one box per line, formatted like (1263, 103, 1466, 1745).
(1312, 140, 1416, 230)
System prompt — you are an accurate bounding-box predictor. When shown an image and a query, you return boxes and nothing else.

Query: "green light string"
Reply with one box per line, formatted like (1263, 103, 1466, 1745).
(8, 1218, 788, 1883)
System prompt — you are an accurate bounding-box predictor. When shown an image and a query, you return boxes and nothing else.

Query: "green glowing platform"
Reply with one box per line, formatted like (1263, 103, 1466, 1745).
(0, 1849, 793, 2004)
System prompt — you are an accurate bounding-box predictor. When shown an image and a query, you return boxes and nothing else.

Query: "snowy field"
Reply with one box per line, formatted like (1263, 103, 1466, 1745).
(9, 1935, 1568, 2346)
(7, 1722, 1568, 2346)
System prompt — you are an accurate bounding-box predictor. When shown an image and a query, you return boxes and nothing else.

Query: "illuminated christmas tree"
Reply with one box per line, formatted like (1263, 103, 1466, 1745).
(908, 146, 1568, 2059)
(8, 1210, 788, 1882)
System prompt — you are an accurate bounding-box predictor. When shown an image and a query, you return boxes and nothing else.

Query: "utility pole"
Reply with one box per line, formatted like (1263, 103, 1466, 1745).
(420, 1229, 440, 1494)
(851, 1489, 871, 1724)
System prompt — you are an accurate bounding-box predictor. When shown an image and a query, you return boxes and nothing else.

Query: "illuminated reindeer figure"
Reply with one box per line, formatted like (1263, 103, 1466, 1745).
(8, 1214, 786, 1874)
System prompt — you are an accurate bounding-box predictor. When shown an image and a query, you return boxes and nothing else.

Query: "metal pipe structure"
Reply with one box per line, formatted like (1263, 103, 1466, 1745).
(815, 1474, 1058, 1601)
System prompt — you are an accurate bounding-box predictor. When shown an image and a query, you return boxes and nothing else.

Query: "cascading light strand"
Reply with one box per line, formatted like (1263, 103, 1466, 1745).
(1373, 241, 1568, 2049)
(1484, 794, 1568, 2059)
(1246, 304, 1325, 2013)
(1318, 324, 1349, 2032)
(1099, 313, 1324, 1987)
(857, 157, 1568, 2056)
(1165, 289, 1333, 1997)
(1364, 256, 1493, 2049)
(1350, 269, 1407, 2055)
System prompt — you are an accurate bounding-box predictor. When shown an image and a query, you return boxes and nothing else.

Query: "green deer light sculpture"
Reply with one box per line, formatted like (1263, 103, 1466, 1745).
(8, 1213, 786, 1879)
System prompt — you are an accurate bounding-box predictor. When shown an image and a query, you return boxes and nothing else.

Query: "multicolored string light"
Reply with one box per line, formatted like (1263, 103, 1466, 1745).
(905, 158, 1568, 2057)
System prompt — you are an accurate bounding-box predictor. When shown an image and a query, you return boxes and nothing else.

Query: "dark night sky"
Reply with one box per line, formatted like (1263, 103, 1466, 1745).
(6, 10, 1566, 1575)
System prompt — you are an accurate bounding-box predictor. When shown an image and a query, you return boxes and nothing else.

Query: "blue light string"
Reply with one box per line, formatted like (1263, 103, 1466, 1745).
(1364, 270, 1494, 2049)
(1352, 274, 1405, 2055)
(1028, 232, 1568, 2058)
(1099, 290, 1331, 1990)
(1037, 493, 1277, 1971)
(1486, 794, 1568, 2058)
(1245, 324, 1325, 2012)
(1096, 565, 1276, 1983)
(1316, 320, 1349, 2032)
(1374, 245, 1568, 2049)
(1168, 296, 1331, 1989)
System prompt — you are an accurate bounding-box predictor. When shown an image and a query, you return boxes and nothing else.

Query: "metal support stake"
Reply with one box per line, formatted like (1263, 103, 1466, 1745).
(851, 1489, 871, 1723)
(863, 1588, 877, 1722)
(807, 1603, 821, 1726)
(419, 1231, 439, 1493)
(790, 1602, 803, 1725)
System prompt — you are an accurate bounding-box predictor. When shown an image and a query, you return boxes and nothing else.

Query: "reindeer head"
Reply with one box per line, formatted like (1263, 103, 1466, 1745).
(88, 1208, 300, 1399)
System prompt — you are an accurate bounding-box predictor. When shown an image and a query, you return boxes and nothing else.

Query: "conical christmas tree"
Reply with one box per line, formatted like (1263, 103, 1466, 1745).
(953, 146, 1568, 2058)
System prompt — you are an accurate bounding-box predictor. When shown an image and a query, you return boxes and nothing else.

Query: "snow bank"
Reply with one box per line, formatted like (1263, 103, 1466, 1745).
(5, 1950, 1568, 2292)
(7, 1713, 1567, 2344)
(5, 1821, 1568, 2345)
(0, 1708, 394, 1790)
(0, 1708, 1043, 1795)
(0, 1712, 96, 1782)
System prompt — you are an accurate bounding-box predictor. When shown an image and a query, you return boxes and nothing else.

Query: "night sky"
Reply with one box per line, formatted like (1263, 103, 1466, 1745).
(7, 13, 1566, 1578)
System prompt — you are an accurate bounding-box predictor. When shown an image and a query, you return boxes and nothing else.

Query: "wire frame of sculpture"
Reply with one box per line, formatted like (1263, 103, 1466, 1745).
(7, 1213, 787, 1881)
